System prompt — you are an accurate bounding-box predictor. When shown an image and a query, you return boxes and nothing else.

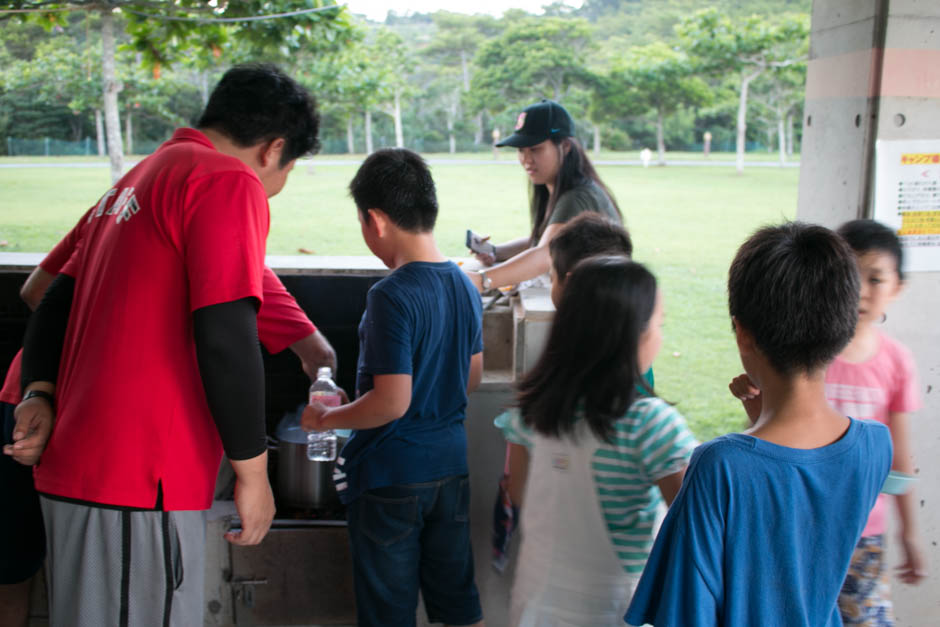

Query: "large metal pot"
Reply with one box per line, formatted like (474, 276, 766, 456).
(272, 426, 347, 510)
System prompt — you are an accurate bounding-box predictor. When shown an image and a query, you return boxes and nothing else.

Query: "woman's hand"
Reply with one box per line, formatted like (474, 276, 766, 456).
(474, 252, 496, 266)
(471, 235, 497, 266)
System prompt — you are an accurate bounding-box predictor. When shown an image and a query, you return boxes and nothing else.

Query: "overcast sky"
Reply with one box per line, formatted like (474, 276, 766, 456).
(342, 1, 583, 22)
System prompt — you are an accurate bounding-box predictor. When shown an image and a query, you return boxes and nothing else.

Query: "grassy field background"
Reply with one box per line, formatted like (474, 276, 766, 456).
(0, 153, 799, 440)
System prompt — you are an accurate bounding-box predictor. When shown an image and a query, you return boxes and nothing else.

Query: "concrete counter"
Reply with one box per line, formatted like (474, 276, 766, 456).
(0, 252, 391, 276)
(0, 254, 555, 625)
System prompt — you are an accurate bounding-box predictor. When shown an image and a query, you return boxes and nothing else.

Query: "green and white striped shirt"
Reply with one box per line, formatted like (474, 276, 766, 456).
(496, 397, 697, 574)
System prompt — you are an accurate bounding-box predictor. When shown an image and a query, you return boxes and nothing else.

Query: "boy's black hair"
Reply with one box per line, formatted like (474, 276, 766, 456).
(517, 256, 657, 443)
(348, 149, 438, 232)
(549, 213, 633, 278)
(728, 222, 859, 376)
(837, 219, 905, 280)
(197, 63, 320, 167)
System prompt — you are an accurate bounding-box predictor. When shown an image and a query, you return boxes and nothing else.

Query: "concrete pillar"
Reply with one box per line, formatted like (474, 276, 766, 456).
(799, 2, 940, 625)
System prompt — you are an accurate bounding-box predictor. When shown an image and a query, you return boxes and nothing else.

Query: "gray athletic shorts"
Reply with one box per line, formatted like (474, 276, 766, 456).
(40, 496, 206, 627)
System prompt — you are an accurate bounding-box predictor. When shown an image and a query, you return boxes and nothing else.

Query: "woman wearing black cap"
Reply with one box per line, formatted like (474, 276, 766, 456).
(466, 99, 622, 292)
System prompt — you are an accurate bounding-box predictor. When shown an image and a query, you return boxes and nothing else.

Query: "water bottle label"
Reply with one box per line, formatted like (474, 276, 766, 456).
(310, 392, 342, 407)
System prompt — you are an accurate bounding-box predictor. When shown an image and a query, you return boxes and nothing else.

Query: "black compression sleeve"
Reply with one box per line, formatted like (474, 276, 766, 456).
(192, 298, 266, 461)
(21, 274, 75, 392)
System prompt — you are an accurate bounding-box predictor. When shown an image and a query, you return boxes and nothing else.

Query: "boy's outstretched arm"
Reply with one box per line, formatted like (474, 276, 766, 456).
(728, 373, 762, 424)
(655, 468, 687, 506)
(507, 443, 529, 507)
(467, 352, 483, 394)
(302, 374, 411, 432)
(889, 411, 928, 584)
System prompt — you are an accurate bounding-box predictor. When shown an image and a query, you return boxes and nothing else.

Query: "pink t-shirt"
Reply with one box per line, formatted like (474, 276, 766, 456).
(825, 331, 921, 536)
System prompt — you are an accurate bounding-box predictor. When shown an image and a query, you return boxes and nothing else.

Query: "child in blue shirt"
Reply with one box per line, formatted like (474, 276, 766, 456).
(303, 149, 484, 627)
(625, 222, 893, 626)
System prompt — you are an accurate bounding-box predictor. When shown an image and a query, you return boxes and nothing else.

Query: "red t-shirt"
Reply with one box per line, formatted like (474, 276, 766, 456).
(258, 267, 315, 354)
(3, 266, 314, 407)
(34, 128, 271, 510)
(0, 215, 86, 405)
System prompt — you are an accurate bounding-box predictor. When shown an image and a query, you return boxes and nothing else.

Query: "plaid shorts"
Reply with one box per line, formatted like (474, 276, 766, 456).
(838, 535, 894, 627)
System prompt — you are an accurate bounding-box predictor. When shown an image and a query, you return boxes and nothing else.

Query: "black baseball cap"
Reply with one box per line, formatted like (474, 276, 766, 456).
(496, 99, 574, 148)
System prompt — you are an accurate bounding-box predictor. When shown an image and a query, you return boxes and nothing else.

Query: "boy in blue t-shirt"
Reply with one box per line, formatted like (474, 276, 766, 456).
(302, 149, 484, 627)
(625, 222, 893, 627)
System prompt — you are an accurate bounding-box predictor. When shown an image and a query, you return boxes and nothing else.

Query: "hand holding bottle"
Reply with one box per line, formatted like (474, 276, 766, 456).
(304, 367, 343, 461)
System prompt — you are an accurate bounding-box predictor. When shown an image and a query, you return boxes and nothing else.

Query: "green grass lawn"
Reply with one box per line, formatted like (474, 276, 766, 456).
(0, 155, 798, 441)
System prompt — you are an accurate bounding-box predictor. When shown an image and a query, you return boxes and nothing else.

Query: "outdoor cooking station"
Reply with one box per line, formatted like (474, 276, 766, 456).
(0, 253, 552, 626)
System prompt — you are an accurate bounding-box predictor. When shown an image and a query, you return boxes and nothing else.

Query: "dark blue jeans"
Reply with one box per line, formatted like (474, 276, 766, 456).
(346, 474, 482, 626)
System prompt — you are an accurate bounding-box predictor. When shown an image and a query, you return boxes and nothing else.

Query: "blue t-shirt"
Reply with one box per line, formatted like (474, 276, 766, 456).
(334, 261, 483, 504)
(625, 418, 892, 627)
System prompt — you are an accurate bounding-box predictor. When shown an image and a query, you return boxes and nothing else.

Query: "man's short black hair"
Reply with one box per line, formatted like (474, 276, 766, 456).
(348, 149, 438, 232)
(837, 219, 905, 280)
(549, 213, 633, 277)
(197, 63, 320, 167)
(728, 222, 859, 375)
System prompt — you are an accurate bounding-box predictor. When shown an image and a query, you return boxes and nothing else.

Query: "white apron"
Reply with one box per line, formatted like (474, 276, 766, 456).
(510, 422, 656, 627)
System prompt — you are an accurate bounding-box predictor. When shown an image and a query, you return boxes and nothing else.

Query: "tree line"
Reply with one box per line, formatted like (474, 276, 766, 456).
(0, 0, 810, 176)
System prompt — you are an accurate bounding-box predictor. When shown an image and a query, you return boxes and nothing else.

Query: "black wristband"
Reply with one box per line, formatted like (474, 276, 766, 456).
(23, 389, 55, 408)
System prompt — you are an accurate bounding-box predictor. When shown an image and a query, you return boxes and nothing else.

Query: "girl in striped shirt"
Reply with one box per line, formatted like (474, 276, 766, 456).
(497, 255, 697, 627)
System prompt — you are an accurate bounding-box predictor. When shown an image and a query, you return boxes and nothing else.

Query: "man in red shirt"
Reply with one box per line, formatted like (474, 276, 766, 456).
(3, 64, 320, 626)
(1, 258, 332, 627)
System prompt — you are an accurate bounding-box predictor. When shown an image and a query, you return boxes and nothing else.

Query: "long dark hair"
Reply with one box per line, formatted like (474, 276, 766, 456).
(516, 256, 658, 443)
(528, 137, 622, 246)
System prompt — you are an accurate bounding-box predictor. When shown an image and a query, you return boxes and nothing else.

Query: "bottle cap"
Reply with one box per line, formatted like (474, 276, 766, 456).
(317, 366, 333, 379)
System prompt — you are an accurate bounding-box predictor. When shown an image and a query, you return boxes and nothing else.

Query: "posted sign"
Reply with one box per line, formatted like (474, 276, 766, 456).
(874, 139, 940, 272)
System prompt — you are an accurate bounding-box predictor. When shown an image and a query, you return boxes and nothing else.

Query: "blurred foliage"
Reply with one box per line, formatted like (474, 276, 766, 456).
(1, 0, 811, 156)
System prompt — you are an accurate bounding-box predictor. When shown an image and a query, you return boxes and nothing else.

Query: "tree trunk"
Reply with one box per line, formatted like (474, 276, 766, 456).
(777, 114, 786, 166)
(736, 69, 762, 174)
(364, 110, 373, 154)
(656, 110, 666, 165)
(785, 111, 794, 156)
(95, 109, 105, 156)
(592, 123, 601, 156)
(125, 107, 133, 156)
(448, 97, 458, 154)
(460, 50, 470, 92)
(393, 89, 404, 148)
(100, 9, 124, 183)
(474, 112, 484, 145)
(200, 70, 210, 107)
(71, 116, 82, 142)
(346, 114, 355, 154)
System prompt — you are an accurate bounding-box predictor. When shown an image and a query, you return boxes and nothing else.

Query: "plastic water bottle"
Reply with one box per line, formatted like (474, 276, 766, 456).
(307, 367, 341, 461)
